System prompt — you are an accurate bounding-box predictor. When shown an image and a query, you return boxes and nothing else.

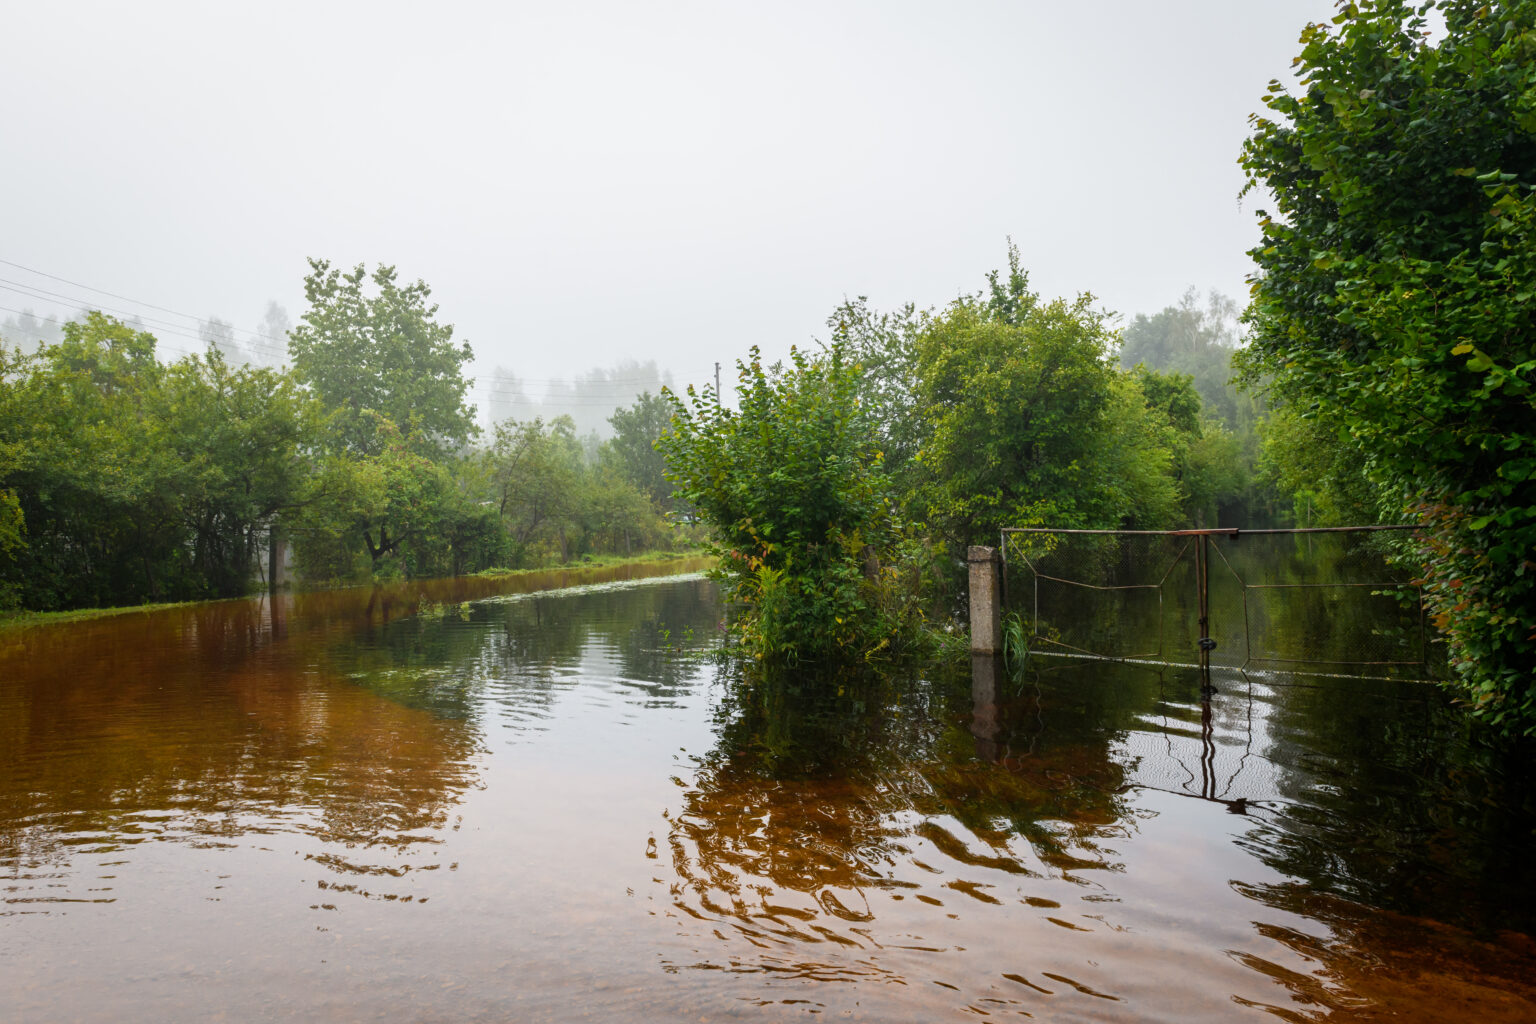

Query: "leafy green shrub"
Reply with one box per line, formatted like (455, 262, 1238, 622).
(659, 344, 927, 665)
(1242, 0, 1536, 732)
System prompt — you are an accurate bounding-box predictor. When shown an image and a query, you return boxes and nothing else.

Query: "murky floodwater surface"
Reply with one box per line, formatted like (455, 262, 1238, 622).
(2, 562, 1533, 1022)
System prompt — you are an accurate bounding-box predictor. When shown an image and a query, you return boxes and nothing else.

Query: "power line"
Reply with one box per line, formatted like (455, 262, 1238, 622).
(478, 369, 702, 384)
(0, 298, 280, 362)
(0, 307, 704, 394)
(475, 374, 708, 401)
(0, 282, 288, 359)
(478, 382, 687, 397)
(475, 392, 695, 407)
(0, 304, 205, 360)
(0, 256, 291, 352)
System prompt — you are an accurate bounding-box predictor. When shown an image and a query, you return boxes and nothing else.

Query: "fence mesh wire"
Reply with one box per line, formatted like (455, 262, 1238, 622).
(1002, 527, 1432, 677)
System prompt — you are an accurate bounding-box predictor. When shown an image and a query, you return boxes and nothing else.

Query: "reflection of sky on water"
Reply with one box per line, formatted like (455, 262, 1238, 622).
(2, 573, 1533, 1022)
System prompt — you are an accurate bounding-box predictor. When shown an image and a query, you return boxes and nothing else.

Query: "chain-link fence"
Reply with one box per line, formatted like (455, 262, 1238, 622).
(1001, 526, 1433, 678)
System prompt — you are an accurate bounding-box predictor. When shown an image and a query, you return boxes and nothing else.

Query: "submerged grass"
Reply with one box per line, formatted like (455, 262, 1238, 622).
(0, 599, 209, 632)
(0, 550, 713, 633)
(469, 549, 705, 578)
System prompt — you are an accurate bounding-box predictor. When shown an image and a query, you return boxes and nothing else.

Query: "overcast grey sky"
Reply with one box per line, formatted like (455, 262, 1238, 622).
(2, 0, 1335, 406)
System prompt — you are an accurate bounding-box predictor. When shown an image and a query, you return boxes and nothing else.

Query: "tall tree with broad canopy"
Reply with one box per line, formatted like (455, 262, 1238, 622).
(911, 251, 1181, 546)
(1241, 0, 1536, 732)
(826, 296, 926, 496)
(288, 260, 476, 457)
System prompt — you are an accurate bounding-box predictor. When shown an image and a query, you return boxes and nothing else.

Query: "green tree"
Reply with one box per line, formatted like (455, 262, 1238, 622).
(427, 456, 510, 576)
(581, 459, 666, 556)
(3, 313, 184, 606)
(1119, 289, 1276, 524)
(1241, 0, 1536, 730)
(487, 416, 585, 563)
(606, 392, 676, 510)
(910, 256, 1179, 545)
(288, 260, 476, 457)
(292, 415, 467, 580)
(1258, 405, 1384, 527)
(151, 349, 308, 596)
(0, 341, 32, 600)
(1131, 366, 1250, 526)
(1120, 288, 1244, 425)
(1, 314, 312, 606)
(826, 297, 927, 494)
(659, 344, 922, 664)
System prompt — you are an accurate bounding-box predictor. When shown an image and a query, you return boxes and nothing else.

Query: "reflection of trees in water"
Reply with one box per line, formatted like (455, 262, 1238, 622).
(333, 576, 723, 722)
(1011, 532, 1194, 660)
(1033, 654, 1536, 937)
(1246, 676, 1536, 935)
(0, 601, 481, 897)
(609, 587, 720, 698)
(659, 661, 1133, 964)
(1220, 532, 1430, 674)
(1229, 879, 1536, 1021)
(0, 571, 722, 911)
(982, 656, 1536, 1016)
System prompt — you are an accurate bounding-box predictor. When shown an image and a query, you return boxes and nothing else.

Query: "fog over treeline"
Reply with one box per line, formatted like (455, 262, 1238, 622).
(0, 302, 291, 369)
(484, 360, 674, 440)
(2, 301, 677, 441)
(3, 285, 1249, 447)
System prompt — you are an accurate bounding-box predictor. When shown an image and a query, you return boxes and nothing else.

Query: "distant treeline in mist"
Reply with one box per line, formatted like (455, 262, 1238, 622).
(484, 361, 674, 440)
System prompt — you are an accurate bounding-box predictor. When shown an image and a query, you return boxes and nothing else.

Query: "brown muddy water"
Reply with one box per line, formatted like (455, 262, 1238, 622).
(2, 563, 1534, 1022)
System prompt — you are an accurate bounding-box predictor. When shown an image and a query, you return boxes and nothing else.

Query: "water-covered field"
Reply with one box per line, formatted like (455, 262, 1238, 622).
(3, 567, 1532, 1021)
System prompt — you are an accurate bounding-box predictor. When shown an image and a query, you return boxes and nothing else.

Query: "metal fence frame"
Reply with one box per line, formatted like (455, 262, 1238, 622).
(1000, 525, 1429, 676)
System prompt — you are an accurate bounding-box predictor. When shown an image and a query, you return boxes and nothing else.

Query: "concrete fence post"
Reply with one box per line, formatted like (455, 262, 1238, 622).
(968, 545, 1003, 654)
(970, 652, 1003, 761)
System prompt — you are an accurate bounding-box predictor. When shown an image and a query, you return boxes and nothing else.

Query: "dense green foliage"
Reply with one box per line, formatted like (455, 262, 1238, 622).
(477, 414, 669, 566)
(826, 297, 926, 497)
(1120, 289, 1271, 525)
(606, 392, 679, 512)
(0, 268, 693, 610)
(1257, 404, 1384, 527)
(1241, 0, 1536, 731)
(659, 251, 1264, 667)
(282, 262, 682, 583)
(659, 345, 928, 665)
(289, 261, 477, 457)
(911, 257, 1183, 541)
(292, 414, 501, 580)
(828, 250, 1256, 557)
(0, 314, 305, 608)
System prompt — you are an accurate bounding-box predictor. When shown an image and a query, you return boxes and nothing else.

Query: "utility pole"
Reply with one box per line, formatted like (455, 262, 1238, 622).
(714, 361, 721, 398)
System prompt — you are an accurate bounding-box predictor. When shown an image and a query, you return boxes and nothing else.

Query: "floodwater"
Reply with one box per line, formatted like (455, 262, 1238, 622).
(2, 563, 1534, 1022)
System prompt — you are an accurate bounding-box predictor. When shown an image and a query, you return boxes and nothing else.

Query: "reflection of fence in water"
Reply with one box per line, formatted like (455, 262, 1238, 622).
(1002, 526, 1430, 677)
(973, 654, 1284, 814)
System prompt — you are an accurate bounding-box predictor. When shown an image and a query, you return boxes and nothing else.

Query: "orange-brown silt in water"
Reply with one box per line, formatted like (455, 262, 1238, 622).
(1, 564, 1533, 1022)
